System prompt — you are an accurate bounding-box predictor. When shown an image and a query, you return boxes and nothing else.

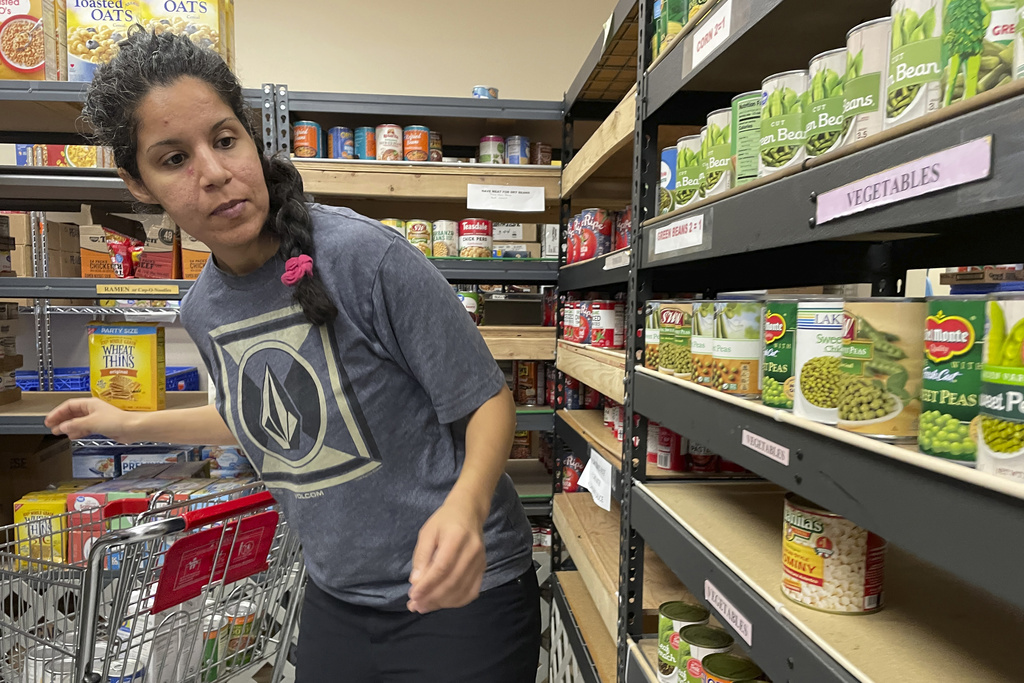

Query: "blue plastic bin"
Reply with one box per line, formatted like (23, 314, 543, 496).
(15, 366, 200, 392)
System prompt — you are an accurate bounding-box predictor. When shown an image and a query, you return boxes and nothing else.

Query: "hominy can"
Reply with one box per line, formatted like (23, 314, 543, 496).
(702, 654, 766, 683)
(843, 18, 891, 146)
(405, 220, 433, 257)
(514, 361, 542, 405)
(354, 126, 376, 159)
(458, 218, 493, 258)
(713, 299, 764, 397)
(703, 108, 733, 197)
(327, 126, 354, 159)
(578, 301, 593, 345)
(656, 601, 709, 683)
(794, 299, 845, 424)
(886, 0, 943, 127)
(678, 625, 734, 683)
(692, 302, 716, 386)
(224, 600, 257, 665)
(759, 70, 809, 177)
(380, 218, 405, 236)
(403, 125, 430, 162)
(292, 120, 322, 158)
(614, 207, 632, 250)
(730, 91, 761, 186)
(657, 427, 687, 471)
(660, 146, 678, 214)
(431, 220, 458, 257)
(479, 135, 505, 164)
(375, 124, 403, 161)
(564, 376, 581, 410)
(590, 300, 625, 349)
(782, 494, 887, 613)
(530, 141, 552, 165)
(577, 208, 613, 261)
(647, 420, 660, 463)
(978, 295, 1024, 481)
(762, 299, 797, 410)
(546, 364, 557, 407)
(428, 131, 443, 161)
(505, 135, 530, 164)
(839, 298, 926, 441)
(805, 49, 847, 158)
(673, 135, 702, 210)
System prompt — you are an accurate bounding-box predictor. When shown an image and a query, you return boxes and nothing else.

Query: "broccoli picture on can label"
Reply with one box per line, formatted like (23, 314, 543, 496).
(943, 0, 992, 105)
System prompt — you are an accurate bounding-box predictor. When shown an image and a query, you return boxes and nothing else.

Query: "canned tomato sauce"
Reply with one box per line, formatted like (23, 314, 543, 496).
(577, 301, 593, 345)
(327, 126, 353, 159)
(546, 364, 557, 407)
(563, 300, 579, 343)
(646, 420, 660, 463)
(782, 493, 886, 613)
(657, 426, 687, 471)
(403, 125, 430, 162)
(354, 126, 376, 159)
(582, 385, 601, 410)
(458, 218, 492, 258)
(590, 300, 624, 349)
(514, 360, 542, 405)
(614, 207, 632, 250)
(292, 121, 322, 158)
(656, 601, 709, 683)
(375, 124, 403, 161)
(604, 399, 618, 429)
(564, 376, 580, 409)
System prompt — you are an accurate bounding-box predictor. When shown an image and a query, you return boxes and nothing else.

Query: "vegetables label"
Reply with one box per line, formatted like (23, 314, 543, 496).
(978, 298, 1024, 481)
(920, 298, 985, 463)
(762, 301, 796, 410)
(805, 50, 847, 157)
(887, 0, 943, 124)
(794, 301, 845, 424)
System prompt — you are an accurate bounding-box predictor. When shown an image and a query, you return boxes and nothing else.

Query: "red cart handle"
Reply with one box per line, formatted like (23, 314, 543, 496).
(180, 491, 276, 531)
(102, 497, 150, 519)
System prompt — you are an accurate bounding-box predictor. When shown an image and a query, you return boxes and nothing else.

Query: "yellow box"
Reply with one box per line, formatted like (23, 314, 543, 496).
(66, 0, 142, 82)
(180, 230, 211, 279)
(14, 492, 68, 566)
(142, 0, 233, 67)
(88, 322, 166, 411)
(0, 0, 63, 80)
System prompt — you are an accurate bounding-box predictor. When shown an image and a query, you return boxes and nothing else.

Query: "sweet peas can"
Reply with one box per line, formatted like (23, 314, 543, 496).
(978, 295, 1024, 481)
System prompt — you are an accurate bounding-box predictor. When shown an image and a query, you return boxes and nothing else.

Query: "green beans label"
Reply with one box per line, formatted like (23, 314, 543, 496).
(763, 302, 796, 410)
(692, 302, 717, 386)
(704, 110, 733, 197)
(978, 298, 1024, 481)
(839, 301, 926, 441)
(675, 136, 704, 209)
(658, 302, 694, 379)
(794, 301, 845, 424)
(806, 51, 847, 157)
(844, 19, 891, 146)
(888, 0, 944, 122)
(921, 299, 985, 462)
(646, 301, 662, 371)
(713, 301, 764, 397)
(759, 71, 808, 177)
(731, 91, 762, 186)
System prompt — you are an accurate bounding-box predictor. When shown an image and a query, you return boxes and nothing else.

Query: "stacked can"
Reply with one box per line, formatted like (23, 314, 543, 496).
(805, 49, 847, 158)
(575, 208, 613, 262)
(546, 364, 557, 407)
(530, 142, 553, 165)
(759, 70, 809, 177)
(582, 385, 601, 410)
(646, 420, 660, 463)
(354, 126, 376, 159)
(614, 206, 632, 250)
(657, 426, 687, 471)
(577, 301, 593, 344)
(479, 135, 505, 164)
(505, 136, 530, 164)
(660, 146, 678, 214)
(375, 124, 403, 161)
(731, 91, 761, 187)
(327, 127, 354, 159)
(674, 135, 703, 209)
(590, 300, 625, 349)
(292, 121, 322, 158)
(404, 126, 430, 162)
(843, 18, 891, 147)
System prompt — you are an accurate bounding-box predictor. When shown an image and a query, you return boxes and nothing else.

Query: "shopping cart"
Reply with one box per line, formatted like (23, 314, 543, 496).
(0, 482, 305, 683)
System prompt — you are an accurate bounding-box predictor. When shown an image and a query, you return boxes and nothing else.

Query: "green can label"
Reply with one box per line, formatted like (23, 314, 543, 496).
(759, 71, 808, 177)
(704, 111, 733, 197)
(763, 302, 796, 409)
(731, 92, 761, 186)
(887, 1, 943, 121)
(978, 298, 1024, 481)
(675, 137, 703, 208)
(806, 51, 846, 157)
(646, 301, 662, 371)
(657, 613, 677, 675)
(943, 2, 1015, 106)
(1015, 1, 1024, 80)
(658, 302, 693, 379)
(920, 299, 985, 462)
(843, 71, 883, 119)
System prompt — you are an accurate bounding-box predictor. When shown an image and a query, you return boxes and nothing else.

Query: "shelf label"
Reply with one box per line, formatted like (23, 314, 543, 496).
(579, 448, 613, 511)
(603, 249, 631, 270)
(95, 283, 180, 296)
(467, 184, 545, 212)
(705, 580, 752, 646)
(691, 0, 733, 69)
(654, 214, 704, 254)
(815, 136, 992, 225)
(741, 430, 789, 466)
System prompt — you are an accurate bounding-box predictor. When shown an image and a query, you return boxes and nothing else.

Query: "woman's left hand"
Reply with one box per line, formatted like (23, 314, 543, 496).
(407, 495, 487, 613)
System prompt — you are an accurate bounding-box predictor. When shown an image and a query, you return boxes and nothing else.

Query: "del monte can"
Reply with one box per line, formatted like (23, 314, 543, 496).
(762, 299, 796, 410)
(978, 294, 1024, 481)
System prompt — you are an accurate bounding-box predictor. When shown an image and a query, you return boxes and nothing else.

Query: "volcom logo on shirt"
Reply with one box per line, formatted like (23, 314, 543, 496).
(208, 306, 381, 493)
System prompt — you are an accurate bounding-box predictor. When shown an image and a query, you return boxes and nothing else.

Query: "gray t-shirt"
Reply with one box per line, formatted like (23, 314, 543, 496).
(180, 204, 533, 610)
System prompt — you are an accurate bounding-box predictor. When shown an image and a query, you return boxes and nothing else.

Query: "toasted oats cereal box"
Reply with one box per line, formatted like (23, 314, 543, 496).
(143, 0, 235, 69)
(66, 0, 142, 82)
(88, 322, 166, 411)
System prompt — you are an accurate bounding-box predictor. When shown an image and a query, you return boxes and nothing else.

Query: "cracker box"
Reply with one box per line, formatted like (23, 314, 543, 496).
(180, 231, 211, 279)
(66, 0, 142, 82)
(88, 322, 166, 411)
(118, 450, 186, 474)
(13, 492, 67, 567)
(0, 0, 64, 81)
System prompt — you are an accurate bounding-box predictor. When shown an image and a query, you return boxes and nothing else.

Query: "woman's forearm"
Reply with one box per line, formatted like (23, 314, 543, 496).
(447, 386, 517, 524)
(128, 403, 237, 445)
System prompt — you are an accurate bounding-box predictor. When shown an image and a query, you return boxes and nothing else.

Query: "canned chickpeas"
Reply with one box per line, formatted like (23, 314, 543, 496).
(458, 218, 493, 258)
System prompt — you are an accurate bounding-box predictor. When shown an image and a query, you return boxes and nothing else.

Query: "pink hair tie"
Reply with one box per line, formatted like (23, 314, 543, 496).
(281, 254, 314, 286)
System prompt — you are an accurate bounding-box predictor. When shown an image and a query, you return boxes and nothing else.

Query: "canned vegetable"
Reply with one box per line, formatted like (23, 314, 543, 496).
(292, 121, 322, 158)
(678, 625, 734, 683)
(429, 131, 443, 162)
(432, 220, 458, 257)
(505, 135, 530, 164)
(702, 653, 765, 683)
(887, 0, 943, 126)
(660, 146, 678, 214)
(763, 299, 797, 410)
(375, 124, 403, 161)
(514, 361, 542, 406)
(713, 299, 765, 398)
(674, 135, 702, 209)
(730, 91, 761, 187)
(843, 18, 891, 146)
(691, 301, 716, 386)
(805, 49, 847, 157)
(656, 601, 709, 683)
(793, 299, 845, 424)
(703, 108, 733, 196)
(458, 218, 493, 258)
(406, 220, 433, 257)
(380, 218, 405, 236)
(479, 135, 505, 164)
(978, 294, 1024, 481)
(656, 301, 693, 379)
(759, 70, 809, 176)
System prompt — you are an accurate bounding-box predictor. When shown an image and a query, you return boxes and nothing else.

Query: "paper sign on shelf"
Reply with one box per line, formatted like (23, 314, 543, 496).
(705, 579, 752, 646)
(467, 184, 545, 213)
(815, 136, 992, 225)
(654, 214, 704, 254)
(579, 448, 613, 511)
(603, 249, 631, 270)
(741, 430, 790, 466)
(95, 283, 180, 296)
(691, 0, 733, 69)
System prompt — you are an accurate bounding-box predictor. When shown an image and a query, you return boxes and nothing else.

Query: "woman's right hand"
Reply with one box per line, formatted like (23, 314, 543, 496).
(45, 398, 136, 442)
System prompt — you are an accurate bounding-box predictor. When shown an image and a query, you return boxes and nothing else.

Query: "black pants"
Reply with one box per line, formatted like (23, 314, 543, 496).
(295, 569, 541, 682)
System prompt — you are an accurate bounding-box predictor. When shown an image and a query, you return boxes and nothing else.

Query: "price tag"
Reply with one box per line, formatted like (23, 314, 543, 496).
(741, 430, 790, 466)
(579, 448, 613, 511)
(704, 580, 752, 646)
(654, 214, 704, 254)
(95, 283, 180, 296)
(467, 184, 545, 212)
(603, 249, 630, 270)
(691, 0, 733, 69)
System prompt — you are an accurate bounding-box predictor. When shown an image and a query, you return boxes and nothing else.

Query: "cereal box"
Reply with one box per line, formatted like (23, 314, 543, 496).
(88, 322, 166, 411)
(13, 492, 67, 567)
(0, 0, 64, 81)
(200, 445, 254, 478)
(142, 0, 234, 68)
(66, 0, 142, 82)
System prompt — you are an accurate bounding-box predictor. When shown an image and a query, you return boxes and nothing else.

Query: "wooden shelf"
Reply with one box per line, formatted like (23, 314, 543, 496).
(294, 159, 561, 204)
(480, 326, 556, 360)
(553, 492, 694, 641)
(556, 341, 626, 403)
(505, 458, 551, 500)
(558, 409, 622, 470)
(562, 88, 636, 197)
(0, 391, 210, 433)
(557, 571, 618, 683)
(641, 481, 1024, 683)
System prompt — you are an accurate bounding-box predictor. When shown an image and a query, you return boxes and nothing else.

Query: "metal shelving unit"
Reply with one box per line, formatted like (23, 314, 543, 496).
(558, 249, 631, 291)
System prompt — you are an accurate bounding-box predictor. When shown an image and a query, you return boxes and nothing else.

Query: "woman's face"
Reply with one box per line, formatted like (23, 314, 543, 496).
(120, 77, 270, 253)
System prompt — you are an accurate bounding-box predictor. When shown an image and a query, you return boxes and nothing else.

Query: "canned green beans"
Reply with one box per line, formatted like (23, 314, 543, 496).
(1015, 2, 1024, 79)
(675, 135, 703, 209)
(887, 0, 944, 126)
(703, 108, 733, 197)
(794, 299, 845, 424)
(646, 300, 664, 371)
(920, 296, 986, 463)
(763, 299, 797, 410)
(978, 294, 1024, 481)
(843, 18, 891, 146)
(805, 49, 847, 157)
(713, 299, 764, 398)
(759, 70, 809, 177)
(731, 91, 761, 186)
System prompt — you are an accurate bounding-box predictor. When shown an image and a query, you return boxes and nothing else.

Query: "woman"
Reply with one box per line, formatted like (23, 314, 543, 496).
(45, 28, 540, 682)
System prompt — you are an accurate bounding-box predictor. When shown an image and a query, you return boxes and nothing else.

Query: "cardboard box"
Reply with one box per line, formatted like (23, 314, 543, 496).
(541, 224, 560, 259)
(118, 450, 187, 474)
(492, 223, 538, 242)
(493, 242, 541, 258)
(137, 222, 180, 280)
(180, 232, 212, 279)
(13, 492, 67, 566)
(142, 0, 234, 69)
(201, 445, 253, 478)
(0, 1, 64, 81)
(0, 302, 18, 320)
(79, 224, 115, 278)
(158, 460, 212, 479)
(0, 436, 73, 526)
(72, 453, 117, 479)
(64, 251, 82, 277)
(66, 1, 142, 82)
(0, 215, 8, 239)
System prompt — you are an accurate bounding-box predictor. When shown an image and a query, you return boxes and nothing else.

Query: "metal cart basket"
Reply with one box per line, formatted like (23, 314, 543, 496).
(0, 482, 305, 683)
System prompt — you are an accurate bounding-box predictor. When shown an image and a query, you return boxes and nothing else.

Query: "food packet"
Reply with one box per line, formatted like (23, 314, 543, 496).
(104, 228, 145, 278)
